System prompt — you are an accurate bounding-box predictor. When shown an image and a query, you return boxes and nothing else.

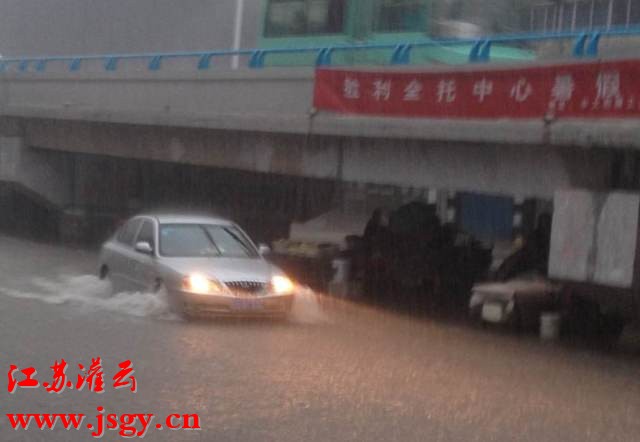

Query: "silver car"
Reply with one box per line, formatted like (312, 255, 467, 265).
(98, 213, 296, 317)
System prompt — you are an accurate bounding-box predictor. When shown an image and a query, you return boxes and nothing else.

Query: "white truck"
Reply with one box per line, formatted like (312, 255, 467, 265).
(471, 188, 639, 337)
(547, 189, 640, 336)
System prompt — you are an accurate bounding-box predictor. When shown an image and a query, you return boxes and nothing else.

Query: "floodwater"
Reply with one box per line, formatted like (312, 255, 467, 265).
(0, 235, 327, 324)
(1, 235, 639, 442)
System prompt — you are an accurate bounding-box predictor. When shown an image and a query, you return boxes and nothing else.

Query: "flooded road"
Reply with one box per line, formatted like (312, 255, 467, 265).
(1, 235, 639, 441)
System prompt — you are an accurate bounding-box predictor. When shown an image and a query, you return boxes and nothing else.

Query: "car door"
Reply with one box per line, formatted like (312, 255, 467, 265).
(109, 217, 143, 292)
(129, 218, 158, 292)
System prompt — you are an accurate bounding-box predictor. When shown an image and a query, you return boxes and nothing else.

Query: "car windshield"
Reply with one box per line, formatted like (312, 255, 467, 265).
(159, 224, 258, 258)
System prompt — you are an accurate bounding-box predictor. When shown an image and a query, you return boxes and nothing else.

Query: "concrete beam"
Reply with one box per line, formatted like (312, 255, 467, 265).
(1, 67, 640, 149)
(14, 118, 614, 199)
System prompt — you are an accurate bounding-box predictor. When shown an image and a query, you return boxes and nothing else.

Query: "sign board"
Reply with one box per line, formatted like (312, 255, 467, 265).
(314, 59, 640, 119)
(548, 189, 640, 289)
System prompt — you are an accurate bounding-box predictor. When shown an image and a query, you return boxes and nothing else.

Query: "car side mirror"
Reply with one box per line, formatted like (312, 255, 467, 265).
(258, 244, 271, 255)
(135, 241, 154, 255)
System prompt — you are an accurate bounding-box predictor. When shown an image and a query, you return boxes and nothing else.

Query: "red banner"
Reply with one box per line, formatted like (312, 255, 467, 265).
(313, 59, 640, 119)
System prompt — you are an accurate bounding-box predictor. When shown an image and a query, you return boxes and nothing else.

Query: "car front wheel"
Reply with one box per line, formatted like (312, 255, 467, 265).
(156, 282, 191, 320)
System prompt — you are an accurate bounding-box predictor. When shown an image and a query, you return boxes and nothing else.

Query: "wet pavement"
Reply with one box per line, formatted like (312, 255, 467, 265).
(1, 235, 640, 441)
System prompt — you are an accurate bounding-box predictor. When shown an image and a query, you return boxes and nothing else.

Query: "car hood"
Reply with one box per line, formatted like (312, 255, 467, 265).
(160, 257, 280, 283)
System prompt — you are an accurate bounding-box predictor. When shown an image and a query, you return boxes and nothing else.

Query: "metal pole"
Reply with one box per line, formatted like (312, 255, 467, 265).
(544, 6, 549, 32)
(231, 0, 245, 69)
(558, 3, 565, 31)
(530, 7, 535, 32)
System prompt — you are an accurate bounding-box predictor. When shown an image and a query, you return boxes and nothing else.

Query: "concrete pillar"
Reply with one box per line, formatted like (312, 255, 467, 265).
(0, 136, 69, 240)
(0, 138, 79, 238)
(0, 136, 24, 181)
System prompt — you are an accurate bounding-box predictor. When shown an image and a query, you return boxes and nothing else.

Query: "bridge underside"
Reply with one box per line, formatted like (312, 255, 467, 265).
(2, 115, 635, 244)
(1, 117, 616, 199)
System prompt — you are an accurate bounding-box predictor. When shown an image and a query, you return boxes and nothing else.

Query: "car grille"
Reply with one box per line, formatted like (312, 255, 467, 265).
(224, 281, 268, 295)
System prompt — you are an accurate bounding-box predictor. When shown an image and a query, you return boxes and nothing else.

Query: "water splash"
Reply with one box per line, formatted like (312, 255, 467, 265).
(289, 286, 330, 324)
(0, 273, 330, 324)
(0, 274, 176, 320)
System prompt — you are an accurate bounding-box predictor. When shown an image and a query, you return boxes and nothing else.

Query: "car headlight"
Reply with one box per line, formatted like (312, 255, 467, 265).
(182, 274, 224, 295)
(271, 275, 294, 295)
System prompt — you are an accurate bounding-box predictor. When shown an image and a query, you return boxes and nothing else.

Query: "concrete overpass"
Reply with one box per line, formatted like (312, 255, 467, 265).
(0, 50, 639, 242)
(0, 60, 633, 195)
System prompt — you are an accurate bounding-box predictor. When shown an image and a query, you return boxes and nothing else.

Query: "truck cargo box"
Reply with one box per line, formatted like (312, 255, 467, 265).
(548, 189, 640, 290)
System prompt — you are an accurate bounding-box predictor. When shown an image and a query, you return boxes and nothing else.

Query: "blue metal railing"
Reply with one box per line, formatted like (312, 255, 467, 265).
(1, 25, 639, 73)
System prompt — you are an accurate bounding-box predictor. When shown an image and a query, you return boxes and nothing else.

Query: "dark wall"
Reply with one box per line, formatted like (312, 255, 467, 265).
(0, 183, 60, 241)
(68, 153, 337, 245)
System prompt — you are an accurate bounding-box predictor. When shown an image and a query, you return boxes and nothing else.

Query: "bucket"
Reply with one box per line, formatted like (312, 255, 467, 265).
(329, 258, 350, 297)
(331, 258, 350, 284)
(540, 312, 561, 340)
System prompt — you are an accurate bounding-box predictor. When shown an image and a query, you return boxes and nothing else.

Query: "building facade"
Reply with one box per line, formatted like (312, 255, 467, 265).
(0, 0, 261, 56)
(528, 0, 640, 32)
(0, 0, 534, 57)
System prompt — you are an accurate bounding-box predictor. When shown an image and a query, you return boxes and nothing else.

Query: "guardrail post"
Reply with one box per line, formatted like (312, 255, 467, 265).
(391, 44, 412, 65)
(469, 40, 492, 63)
(315, 48, 334, 66)
(573, 33, 588, 57)
(249, 50, 266, 69)
(586, 33, 601, 57)
(104, 57, 119, 71)
(479, 40, 492, 62)
(69, 58, 82, 71)
(198, 54, 214, 70)
(35, 60, 48, 72)
(469, 40, 483, 62)
(148, 55, 162, 71)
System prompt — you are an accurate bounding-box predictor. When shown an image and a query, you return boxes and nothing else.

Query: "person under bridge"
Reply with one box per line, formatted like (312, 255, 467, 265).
(495, 213, 552, 281)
